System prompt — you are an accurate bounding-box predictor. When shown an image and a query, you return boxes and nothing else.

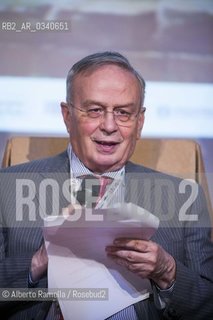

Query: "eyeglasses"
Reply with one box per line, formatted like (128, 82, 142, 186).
(69, 104, 146, 126)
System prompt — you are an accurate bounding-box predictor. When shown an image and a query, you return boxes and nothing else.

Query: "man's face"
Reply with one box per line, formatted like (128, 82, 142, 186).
(61, 64, 144, 173)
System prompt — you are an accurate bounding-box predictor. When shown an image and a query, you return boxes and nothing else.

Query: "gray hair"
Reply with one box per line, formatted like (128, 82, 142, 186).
(66, 51, 146, 106)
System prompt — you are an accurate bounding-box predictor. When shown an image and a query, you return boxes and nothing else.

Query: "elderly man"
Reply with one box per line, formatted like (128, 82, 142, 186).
(0, 52, 213, 319)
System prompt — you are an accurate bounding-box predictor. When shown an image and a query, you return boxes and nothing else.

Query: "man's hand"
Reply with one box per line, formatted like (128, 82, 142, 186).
(30, 205, 79, 283)
(30, 244, 48, 282)
(106, 238, 176, 289)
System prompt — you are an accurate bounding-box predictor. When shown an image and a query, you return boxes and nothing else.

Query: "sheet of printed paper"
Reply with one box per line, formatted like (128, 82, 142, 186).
(43, 203, 159, 320)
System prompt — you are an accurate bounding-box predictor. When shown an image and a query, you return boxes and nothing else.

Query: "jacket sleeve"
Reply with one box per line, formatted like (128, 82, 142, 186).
(162, 186, 213, 320)
(0, 169, 47, 289)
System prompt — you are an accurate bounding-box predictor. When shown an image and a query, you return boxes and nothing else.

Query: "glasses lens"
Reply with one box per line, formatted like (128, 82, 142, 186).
(116, 114, 130, 122)
(87, 109, 103, 118)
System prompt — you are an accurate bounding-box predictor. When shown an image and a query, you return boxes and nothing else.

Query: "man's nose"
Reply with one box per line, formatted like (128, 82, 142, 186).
(99, 111, 118, 133)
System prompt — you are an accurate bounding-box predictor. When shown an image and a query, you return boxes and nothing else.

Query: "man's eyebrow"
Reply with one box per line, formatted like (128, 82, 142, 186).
(82, 100, 136, 109)
(113, 103, 136, 109)
(82, 100, 104, 108)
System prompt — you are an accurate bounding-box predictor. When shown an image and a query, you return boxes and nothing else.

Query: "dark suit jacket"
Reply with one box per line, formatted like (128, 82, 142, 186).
(0, 151, 213, 320)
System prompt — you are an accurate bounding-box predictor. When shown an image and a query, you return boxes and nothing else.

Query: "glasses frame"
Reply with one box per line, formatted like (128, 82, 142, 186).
(68, 103, 146, 126)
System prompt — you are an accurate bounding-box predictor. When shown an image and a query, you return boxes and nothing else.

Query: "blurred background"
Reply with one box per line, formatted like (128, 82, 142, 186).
(0, 0, 213, 203)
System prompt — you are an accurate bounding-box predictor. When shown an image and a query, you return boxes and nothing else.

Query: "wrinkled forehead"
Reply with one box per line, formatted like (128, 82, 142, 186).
(72, 65, 142, 105)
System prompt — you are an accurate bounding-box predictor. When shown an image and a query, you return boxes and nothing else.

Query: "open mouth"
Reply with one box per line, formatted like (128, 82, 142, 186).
(92, 139, 120, 153)
(94, 140, 119, 146)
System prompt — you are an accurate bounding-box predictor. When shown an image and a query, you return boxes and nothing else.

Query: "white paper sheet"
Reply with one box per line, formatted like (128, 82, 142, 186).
(43, 203, 159, 320)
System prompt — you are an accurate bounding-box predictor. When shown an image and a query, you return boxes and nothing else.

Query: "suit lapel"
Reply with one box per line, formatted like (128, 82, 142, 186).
(35, 151, 71, 222)
(125, 161, 147, 205)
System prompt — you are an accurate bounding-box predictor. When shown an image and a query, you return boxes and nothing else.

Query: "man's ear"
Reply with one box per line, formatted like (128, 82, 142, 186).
(136, 111, 145, 140)
(61, 102, 71, 133)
